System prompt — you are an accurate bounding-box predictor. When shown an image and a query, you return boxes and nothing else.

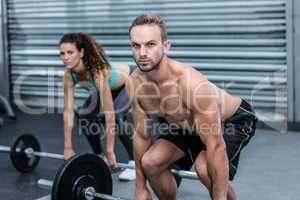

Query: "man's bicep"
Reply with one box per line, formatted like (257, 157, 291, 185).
(132, 101, 151, 139)
(182, 75, 223, 145)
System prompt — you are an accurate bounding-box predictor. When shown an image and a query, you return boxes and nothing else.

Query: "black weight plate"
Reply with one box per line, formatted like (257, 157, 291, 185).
(0, 118, 3, 127)
(72, 175, 97, 200)
(10, 134, 41, 173)
(52, 153, 113, 200)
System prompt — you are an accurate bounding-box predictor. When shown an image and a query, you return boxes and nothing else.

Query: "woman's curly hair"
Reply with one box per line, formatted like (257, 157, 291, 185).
(59, 32, 111, 76)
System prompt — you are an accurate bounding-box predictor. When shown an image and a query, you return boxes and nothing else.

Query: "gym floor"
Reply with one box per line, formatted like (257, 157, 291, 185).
(0, 108, 299, 200)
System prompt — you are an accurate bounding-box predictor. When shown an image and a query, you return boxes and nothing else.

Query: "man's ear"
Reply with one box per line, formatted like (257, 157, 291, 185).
(163, 40, 171, 53)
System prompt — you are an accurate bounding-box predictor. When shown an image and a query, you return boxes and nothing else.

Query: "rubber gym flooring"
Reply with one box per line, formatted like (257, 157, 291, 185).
(0, 108, 300, 200)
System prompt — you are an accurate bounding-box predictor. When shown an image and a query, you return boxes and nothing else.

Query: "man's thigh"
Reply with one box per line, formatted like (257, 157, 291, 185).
(158, 131, 205, 171)
(144, 138, 186, 170)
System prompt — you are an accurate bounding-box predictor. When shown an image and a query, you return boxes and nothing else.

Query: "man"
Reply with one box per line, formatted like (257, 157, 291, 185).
(126, 13, 257, 200)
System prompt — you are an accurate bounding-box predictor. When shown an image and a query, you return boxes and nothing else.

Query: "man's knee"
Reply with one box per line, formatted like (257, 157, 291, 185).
(141, 152, 163, 176)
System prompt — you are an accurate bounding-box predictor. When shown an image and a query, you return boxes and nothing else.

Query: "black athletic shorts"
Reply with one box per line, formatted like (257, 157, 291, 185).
(158, 99, 258, 181)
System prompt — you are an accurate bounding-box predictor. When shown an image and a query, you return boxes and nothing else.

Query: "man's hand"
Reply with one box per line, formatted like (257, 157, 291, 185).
(134, 186, 152, 200)
(64, 147, 75, 160)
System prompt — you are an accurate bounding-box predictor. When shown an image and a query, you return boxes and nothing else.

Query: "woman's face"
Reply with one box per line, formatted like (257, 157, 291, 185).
(59, 42, 84, 70)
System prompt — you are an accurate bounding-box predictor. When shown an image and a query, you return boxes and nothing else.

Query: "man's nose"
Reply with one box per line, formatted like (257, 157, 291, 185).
(139, 46, 147, 57)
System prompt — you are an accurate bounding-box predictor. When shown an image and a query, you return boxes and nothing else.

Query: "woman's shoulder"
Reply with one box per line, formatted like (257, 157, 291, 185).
(115, 63, 129, 68)
(63, 69, 72, 79)
(115, 63, 133, 72)
(63, 69, 74, 86)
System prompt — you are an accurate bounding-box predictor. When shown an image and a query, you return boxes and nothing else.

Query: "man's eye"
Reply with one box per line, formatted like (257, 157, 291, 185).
(148, 43, 155, 47)
(132, 44, 139, 48)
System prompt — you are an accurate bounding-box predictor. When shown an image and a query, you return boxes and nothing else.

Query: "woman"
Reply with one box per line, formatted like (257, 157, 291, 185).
(60, 32, 135, 180)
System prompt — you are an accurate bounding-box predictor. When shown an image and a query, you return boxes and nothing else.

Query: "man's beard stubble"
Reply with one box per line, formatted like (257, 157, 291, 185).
(135, 54, 164, 73)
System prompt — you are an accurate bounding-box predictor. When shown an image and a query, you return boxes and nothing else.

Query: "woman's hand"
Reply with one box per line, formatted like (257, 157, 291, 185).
(64, 147, 75, 160)
(106, 151, 118, 169)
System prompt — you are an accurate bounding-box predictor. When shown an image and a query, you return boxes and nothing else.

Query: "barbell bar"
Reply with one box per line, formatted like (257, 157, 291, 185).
(117, 162, 198, 180)
(23, 147, 64, 160)
(37, 153, 199, 200)
(0, 145, 11, 152)
(38, 179, 128, 200)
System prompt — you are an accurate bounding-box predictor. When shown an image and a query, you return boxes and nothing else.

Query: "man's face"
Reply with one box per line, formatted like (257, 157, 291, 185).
(130, 25, 170, 72)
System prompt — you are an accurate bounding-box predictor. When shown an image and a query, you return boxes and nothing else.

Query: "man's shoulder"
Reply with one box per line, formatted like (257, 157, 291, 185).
(175, 63, 207, 84)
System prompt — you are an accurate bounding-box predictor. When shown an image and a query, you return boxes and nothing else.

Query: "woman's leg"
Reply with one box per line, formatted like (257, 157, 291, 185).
(113, 87, 134, 159)
(76, 92, 104, 155)
(113, 88, 135, 180)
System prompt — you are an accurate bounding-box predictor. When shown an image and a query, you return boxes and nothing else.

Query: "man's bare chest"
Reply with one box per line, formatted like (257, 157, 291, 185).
(137, 83, 191, 121)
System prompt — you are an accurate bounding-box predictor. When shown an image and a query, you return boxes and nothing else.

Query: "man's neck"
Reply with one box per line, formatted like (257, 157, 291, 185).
(146, 57, 171, 85)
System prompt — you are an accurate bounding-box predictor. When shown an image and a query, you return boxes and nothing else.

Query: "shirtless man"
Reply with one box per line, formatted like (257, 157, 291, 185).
(126, 14, 257, 200)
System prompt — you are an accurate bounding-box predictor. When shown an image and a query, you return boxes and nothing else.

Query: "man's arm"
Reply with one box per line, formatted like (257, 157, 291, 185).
(181, 68, 228, 200)
(132, 101, 152, 188)
(194, 105, 228, 200)
(125, 77, 152, 189)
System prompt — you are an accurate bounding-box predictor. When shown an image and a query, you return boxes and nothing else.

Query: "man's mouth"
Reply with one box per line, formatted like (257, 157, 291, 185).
(139, 60, 150, 65)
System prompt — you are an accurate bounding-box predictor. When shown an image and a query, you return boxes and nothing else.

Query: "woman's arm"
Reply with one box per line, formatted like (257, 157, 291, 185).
(63, 71, 75, 159)
(94, 71, 117, 168)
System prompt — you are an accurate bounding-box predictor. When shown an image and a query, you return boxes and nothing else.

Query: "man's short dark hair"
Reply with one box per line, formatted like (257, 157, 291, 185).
(129, 13, 168, 41)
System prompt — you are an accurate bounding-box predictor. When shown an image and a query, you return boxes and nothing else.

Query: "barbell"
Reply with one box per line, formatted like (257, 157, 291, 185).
(0, 134, 64, 172)
(0, 134, 197, 185)
(38, 153, 199, 200)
